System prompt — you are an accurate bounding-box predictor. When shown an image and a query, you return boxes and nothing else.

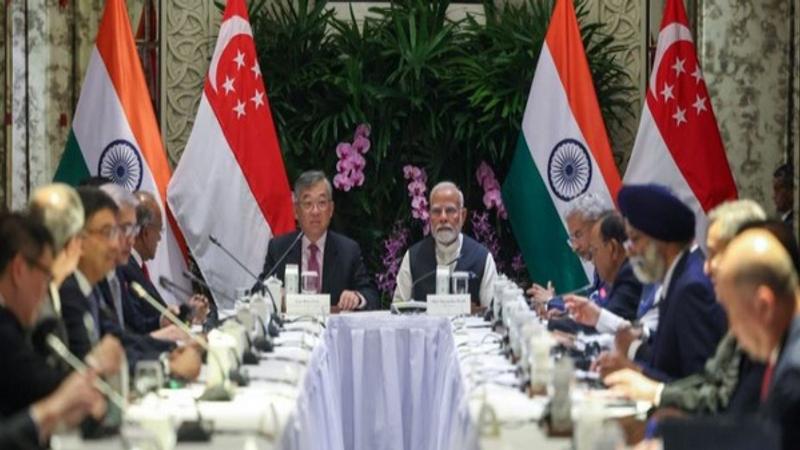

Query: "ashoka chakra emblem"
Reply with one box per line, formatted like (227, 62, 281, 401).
(98, 139, 143, 191)
(547, 138, 592, 202)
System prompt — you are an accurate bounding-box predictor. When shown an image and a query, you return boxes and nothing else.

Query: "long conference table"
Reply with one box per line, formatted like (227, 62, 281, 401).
(52, 312, 648, 450)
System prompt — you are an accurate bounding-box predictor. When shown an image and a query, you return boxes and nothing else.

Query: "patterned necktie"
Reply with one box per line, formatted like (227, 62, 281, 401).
(307, 243, 321, 292)
(86, 289, 102, 343)
(109, 275, 124, 329)
(760, 360, 775, 402)
(141, 262, 151, 282)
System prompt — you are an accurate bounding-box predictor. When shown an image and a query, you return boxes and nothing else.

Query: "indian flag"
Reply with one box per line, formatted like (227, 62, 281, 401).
(53, 0, 187, 303)
(502, 0, 621, 291)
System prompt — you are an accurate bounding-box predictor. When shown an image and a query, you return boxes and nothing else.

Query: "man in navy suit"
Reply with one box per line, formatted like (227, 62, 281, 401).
(255, 171, 378, 311)
(593, 184, 727, 381)
(649, 227, 800, 450)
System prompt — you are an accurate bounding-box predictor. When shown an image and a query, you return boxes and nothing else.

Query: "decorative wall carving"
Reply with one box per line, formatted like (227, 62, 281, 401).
(161, 0, 217, 167)
(1, 4, 7, 207)
(594, 0, 644, 171)
(697, 0, 792, 213)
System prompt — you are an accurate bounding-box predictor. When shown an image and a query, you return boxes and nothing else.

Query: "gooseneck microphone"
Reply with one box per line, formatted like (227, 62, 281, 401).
(208, 232, 303, 329)
(131, 282, 234, 401)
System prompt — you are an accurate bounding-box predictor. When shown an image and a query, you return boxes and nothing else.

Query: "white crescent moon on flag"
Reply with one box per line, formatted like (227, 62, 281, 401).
(208, 16, 253, 92)
(649, 22, 694, 97)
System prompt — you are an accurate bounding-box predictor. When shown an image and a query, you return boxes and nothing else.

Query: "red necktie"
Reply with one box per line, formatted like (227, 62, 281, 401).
(760, 361, 775, 402)
(308, 243, 321, 292)
(141, 262, 151, 282)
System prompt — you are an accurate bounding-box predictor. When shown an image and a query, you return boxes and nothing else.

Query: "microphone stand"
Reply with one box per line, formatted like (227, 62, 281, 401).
(130, 282, 234, 401)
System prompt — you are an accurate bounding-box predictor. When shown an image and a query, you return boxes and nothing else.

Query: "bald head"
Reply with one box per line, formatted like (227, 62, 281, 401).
(133, 191, 163, 261)
(721, 229, 798, 303)
(717, 229, 799, 361)
(28, 183, 84, 252)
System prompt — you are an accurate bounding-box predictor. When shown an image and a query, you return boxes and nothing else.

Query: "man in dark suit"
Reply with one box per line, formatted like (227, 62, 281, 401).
(60, 187, 201, 380)
(652, 227, 800, 450)
(255, 170, 378, 311)
(564, 210, 643, 331)
(605, 200, 768, 415)
(593, 184, 727, 381)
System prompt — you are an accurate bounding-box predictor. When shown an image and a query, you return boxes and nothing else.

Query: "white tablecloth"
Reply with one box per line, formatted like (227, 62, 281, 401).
(279, 313, 477, 450)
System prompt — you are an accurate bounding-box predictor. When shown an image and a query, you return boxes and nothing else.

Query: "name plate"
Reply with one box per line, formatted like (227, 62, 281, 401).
(285, 294, 331, 316)
(426, 294, 470, 316)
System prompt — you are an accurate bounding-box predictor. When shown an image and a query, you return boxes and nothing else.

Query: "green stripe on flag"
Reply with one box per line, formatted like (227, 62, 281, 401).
(502, 134, 589, 291)
(53, 130, 91, 185)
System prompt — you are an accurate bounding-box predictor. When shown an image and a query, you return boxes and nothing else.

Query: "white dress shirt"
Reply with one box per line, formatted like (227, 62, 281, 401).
(392, 233, 498, 308)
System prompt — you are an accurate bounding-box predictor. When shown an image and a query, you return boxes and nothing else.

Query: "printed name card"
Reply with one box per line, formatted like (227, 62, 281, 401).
(426, 294, 470, 316)
(285, 294, 331, 316)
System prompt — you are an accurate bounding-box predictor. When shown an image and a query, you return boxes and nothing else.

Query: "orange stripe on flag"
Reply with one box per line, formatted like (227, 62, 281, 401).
(94, 0, 189, 259)
(95, 0, 171, 203)
(545, 0, 621, 200)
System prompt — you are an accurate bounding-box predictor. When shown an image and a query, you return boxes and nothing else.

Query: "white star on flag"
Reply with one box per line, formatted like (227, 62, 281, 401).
(251, 62, 261, 78)
(692, 95, 707, 115)
(234, 50, 246, 70)
(233, 99, 246, 118)
(691, 66, 703, 84)
(222, 76, 235, 95)
(672, 57, 686, 76)
(251, 90, 265, 109)
(672, 106, 687, 125)
(661, 83, 675, 102)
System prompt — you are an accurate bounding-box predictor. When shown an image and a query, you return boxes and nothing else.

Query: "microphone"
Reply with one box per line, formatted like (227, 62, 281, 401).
(131, 282, 208, 351)
(208, 234, 263, 281)
(408, 253, 462, 300)
(250, 231, 304, 330)
(131, 282, 235, 401)
(255, 231, 304, 286)
(209, 232, 304, 329)
(46, 334, 127, 410)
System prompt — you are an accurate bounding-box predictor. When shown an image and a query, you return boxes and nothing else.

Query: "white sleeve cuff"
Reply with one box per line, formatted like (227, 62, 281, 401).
(627, 339, 643, 360)
(596, 309, 629, 334)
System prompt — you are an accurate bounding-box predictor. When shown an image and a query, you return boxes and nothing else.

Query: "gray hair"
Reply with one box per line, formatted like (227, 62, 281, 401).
(134, 191, 157, 228)
(429, 181, 464, 208)
(707, 199, 767, 242)
(565, 192, 608, 222)
(293, 170, 332, 202)
(100, 183, 139, 210)
(28, 183, 85, 252)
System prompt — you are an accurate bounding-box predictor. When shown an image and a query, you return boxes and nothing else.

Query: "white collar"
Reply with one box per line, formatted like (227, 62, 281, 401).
(782, 210, 793, 222)
(435, 233, 463, 266)
(73, 270, 94, 298)
(303, 231, 328, 251)
(131, 249, 143, 267)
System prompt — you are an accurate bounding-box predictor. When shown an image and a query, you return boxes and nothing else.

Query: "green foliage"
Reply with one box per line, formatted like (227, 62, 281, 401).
(247, 0, 633, 289)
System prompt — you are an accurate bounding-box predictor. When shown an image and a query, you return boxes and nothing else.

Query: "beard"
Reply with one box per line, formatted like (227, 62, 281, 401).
(433, 226, 458, 246)
(630, 241, 666, 284)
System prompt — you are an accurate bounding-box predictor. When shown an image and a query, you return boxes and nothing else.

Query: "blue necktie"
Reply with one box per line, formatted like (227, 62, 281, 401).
(637, 284, 658, 319)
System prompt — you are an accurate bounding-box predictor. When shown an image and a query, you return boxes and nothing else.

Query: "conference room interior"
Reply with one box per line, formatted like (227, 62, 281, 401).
(1, 0, 799, 449)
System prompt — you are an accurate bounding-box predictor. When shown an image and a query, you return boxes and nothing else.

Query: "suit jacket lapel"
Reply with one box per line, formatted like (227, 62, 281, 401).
(322, 233, 337, 293)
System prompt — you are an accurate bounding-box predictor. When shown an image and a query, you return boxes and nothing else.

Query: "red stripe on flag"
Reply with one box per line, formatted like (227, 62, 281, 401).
(204, 0, 295, 235)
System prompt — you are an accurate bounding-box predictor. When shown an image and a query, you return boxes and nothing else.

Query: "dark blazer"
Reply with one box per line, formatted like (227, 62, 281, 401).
(60, 274, 171, 371)
(600, 259, 642, 322)
(118, 257, 164, 333)
(256, 230, 379, 309)
(0, 410, 41, 450)
(659, 316, 800, 450)
(0, 307, 66, 417)
(644, 249, 727, 382)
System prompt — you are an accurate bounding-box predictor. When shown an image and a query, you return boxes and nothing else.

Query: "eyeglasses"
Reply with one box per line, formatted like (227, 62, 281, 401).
(120, 223, 141, 238)
(85, 225, 121, 241)
(298, 199, 331, 212)
(429, 206, 460, 217)
(25, 258, 53, 284)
